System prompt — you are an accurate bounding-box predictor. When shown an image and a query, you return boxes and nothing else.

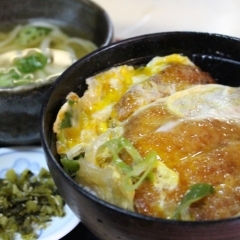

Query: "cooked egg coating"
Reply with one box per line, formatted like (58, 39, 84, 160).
(54, 54, 240, 221)
(54, 54, 203, 157)
(113, 63, 215, 121)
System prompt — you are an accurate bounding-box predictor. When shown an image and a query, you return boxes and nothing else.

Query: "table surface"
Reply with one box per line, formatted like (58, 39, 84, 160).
(94, 0, 240, 40)
(60, 223, 100, 240)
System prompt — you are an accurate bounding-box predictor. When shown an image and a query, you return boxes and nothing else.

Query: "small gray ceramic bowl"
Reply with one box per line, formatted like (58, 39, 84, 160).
(0, 0, 113, 146)
(41, 32, 240, 240)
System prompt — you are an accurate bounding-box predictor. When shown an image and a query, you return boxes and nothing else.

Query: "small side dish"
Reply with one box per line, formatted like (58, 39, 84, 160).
(0, 147, 79, 240)
(53, 54, 240, 221)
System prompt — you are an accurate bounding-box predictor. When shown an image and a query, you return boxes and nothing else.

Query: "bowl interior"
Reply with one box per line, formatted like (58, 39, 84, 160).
(41, 32, 240, 240)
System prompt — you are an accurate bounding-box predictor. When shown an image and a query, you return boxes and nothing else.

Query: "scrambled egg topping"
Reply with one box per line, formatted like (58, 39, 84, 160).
(53, 54, 193, 212)
(53, 54, 240, 220)
(53, 54, 193, 156)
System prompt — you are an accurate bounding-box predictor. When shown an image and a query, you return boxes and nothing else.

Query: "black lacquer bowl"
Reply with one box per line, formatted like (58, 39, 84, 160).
(0, 0, 113, 146)
(41, 32, 240, 240)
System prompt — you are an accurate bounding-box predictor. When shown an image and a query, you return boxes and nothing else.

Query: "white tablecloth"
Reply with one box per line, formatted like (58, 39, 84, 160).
(94, 0, 240, 39)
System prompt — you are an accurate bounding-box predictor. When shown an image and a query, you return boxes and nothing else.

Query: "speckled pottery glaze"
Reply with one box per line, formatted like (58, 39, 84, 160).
(0, 0, 113, 145)
(41, 32, 240, 240)
(0, 81, 55, 145)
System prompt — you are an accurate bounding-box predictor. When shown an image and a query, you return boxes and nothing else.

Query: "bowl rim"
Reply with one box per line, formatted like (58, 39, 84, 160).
(41, 31, 240, 226)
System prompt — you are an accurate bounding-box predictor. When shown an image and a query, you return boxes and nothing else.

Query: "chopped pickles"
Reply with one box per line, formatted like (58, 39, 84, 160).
(0, 168, 65, 240)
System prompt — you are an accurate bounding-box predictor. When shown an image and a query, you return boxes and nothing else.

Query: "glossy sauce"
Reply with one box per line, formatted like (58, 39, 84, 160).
(124, 103, 240, 220)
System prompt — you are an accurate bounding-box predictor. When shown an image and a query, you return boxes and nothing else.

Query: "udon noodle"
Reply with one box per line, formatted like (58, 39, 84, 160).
(0, 21, 97, 87)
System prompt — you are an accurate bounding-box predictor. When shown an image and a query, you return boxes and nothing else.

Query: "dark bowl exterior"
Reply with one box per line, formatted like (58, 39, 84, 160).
(0, 83, 53, 146)
(0, 0, 113, 146)
(41, 32, 240, 240)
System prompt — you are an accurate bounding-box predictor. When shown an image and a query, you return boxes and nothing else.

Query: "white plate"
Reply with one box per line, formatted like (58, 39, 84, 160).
(0, 146, 80, 240)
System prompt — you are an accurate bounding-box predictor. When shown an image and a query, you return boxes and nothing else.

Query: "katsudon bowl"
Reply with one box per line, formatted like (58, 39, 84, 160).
(0, 0, 113, 146)
(41, 32, 240, 240)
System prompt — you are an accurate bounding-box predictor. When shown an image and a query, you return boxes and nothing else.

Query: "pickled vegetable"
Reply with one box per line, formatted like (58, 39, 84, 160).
(0, 168, 65, 240)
